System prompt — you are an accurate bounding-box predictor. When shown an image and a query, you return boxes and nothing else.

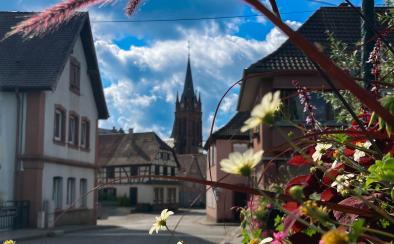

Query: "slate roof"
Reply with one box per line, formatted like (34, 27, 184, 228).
(0, 12, 109, 119)
(204, 112, 250, 149)
(98, 131, 180, 167)
(246, 6, 394, 74)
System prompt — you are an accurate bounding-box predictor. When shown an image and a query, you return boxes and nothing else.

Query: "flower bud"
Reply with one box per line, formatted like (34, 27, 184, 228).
(289, 185, 305, 201)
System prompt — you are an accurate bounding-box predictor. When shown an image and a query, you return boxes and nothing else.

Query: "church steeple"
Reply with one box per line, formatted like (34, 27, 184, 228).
(171, 47, 203, 155)
(181, 56, 196, 101)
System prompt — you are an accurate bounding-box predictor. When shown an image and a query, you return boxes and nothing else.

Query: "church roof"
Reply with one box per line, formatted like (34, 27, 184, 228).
(181, 56, 196, 101)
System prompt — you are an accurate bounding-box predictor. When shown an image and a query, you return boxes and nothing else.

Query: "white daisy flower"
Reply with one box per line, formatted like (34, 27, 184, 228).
(312, 143, 332, 162)
(260, 237, 274, 244)
(149, 209, 174, 235)
(241, 91, 282, 132)
(353, 141, 372, 162)
(220, 149, 263, 177)
(331, 174, 355, 195)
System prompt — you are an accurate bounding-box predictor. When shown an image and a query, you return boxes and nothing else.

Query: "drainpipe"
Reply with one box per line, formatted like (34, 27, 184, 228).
(14, 89, 21, 200)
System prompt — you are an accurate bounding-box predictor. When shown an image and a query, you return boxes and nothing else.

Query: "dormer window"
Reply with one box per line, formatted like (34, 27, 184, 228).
(70, 56, 80, 94)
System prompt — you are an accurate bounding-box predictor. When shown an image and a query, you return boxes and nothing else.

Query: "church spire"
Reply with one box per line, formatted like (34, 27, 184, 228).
(181, 43, 196, 101)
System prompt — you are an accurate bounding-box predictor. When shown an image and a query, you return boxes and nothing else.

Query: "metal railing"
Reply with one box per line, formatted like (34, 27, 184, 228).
(0, 201, 30, 230)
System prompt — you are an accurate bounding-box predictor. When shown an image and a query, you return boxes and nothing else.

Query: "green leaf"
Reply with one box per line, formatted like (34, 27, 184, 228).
(366, 154, 394, 186)
(378, 218, 391, 229)
(349, 219, 365, 242)
(303, 227, 317, 237)
(309, 192, 321, 201)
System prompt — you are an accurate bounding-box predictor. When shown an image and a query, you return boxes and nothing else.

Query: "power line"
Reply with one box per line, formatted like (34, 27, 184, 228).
(91, 11, 314, 23)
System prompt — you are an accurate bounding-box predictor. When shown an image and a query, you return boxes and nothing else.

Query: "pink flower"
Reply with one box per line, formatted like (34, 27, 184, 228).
(272, 231, 286, 244)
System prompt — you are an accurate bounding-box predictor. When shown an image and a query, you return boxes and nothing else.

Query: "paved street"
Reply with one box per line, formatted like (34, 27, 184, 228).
(19, 209, 241, 244)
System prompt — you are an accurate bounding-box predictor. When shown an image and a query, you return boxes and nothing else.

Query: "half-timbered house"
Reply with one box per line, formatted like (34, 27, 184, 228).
(97, 129, 180, 211)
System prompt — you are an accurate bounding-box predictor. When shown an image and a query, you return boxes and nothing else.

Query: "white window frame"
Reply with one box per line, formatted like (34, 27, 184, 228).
(66, 177, 76, 206)
(52, 177, 63, 209)
(233, 143, 248, 153)
(80, 179, 88, 208)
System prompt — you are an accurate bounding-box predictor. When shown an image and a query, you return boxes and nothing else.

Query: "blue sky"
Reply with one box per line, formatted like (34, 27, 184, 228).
(0, 0, 385, 140)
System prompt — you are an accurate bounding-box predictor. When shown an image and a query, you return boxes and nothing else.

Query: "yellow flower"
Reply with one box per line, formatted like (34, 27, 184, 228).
(320, 229, 349, 244)
(149, 209, 174, 235)
(241, 91, 281, 132)
(220, 149, 263, 177)
(300, 200, 327, 220)
(3, 241, 16, 244)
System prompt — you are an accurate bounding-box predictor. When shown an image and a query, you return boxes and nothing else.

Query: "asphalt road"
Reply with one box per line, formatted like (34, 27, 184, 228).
(20, 209, 241, 244)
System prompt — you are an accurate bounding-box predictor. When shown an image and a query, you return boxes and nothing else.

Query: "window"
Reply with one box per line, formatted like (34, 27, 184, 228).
(155, 165, 160, 175)
(163, 166, 168, 176)
(80, 179, 87, 208)
(233, 143, 248, 153)
(80, 118, 90, 149)
(66, 178, 76, 206)
(209, 144, 216, 167)
(160, 166, 164, 176)
(281, 90, 335, 123)
(154, 188, 164, 204)
(68, 113, 79, 146)
(130, 166, 138, 176)
(106, 167, 115, 178)
(52, 177, 63, 209)
(171, 167, 175, 176)
(54, 105, 66, 143)
(70, 57, 81, 93)
(167, 188, 176, 203)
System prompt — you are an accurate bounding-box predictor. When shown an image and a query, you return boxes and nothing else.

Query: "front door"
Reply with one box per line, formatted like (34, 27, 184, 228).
(129, 188, 138, 206)
(233, 191, 247, 222)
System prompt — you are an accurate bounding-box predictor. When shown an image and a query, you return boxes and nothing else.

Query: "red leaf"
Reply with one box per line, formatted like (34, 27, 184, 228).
(322, 166, 341, 185)
(344, 148, 355, 157)
(333, 196, 372, 225)
(288, 155, 310, 166)
(285, 175, 313, 194)
(283, 201, 299, 212)
(321, 188, 336, 202)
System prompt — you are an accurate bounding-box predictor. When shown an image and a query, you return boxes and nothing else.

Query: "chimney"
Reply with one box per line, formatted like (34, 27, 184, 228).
(129, 128, 134, 134)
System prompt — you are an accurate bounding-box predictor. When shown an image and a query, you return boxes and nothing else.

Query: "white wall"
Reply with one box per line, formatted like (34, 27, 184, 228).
(42, 163, 95, 210)
(43, 36, 98, 164)
(0, 92, 18, 202)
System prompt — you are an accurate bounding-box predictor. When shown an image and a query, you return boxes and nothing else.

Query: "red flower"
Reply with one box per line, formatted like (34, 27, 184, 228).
(322, 163, 343, 185)
(288, 155, 311, 166)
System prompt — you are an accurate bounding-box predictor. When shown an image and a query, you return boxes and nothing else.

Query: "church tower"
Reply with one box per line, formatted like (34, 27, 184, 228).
(171, 55, 202, 154)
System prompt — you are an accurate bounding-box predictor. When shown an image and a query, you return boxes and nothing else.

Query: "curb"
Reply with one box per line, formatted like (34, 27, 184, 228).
(5, 225, 114, 242)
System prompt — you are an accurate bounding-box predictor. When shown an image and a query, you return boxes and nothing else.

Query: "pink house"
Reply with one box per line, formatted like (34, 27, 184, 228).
(204, 112, 250, 222)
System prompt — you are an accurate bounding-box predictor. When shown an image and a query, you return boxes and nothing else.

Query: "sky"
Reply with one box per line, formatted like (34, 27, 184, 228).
(0, 0, 386, 141)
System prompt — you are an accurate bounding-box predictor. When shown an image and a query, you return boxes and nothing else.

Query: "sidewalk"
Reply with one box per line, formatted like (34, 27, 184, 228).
(0, 225, 113, 242)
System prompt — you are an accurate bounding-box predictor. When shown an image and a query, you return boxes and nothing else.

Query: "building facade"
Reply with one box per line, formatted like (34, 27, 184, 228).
(171, 56, 203, 155)
(0, 12, 109, 227)
(204, 112, 251, 222)
(97, 130, 180, 211)
(236, 5, 382, 187)
(177, 154, 206, 207)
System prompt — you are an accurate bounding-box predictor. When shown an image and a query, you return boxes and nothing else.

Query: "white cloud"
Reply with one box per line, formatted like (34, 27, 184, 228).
(96, 19, 302, 139)
(220, 93, 239, 113)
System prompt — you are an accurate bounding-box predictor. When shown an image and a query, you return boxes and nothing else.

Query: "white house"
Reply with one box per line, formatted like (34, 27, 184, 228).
(97, 129, 180, 211)
(0, 12, 109, 227)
